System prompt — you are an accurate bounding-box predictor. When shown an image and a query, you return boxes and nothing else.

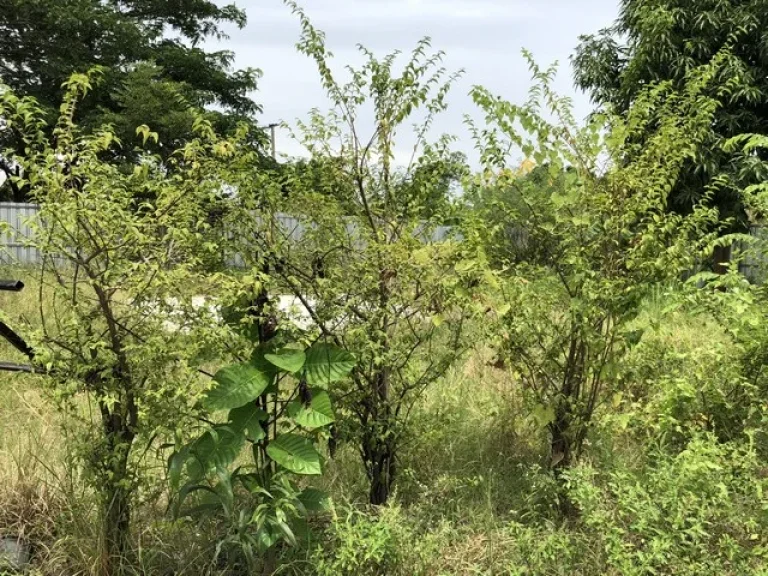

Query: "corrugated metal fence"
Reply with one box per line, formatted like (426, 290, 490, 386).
(0, 203, 457, 267)
(0, 203, 41, 265)
(0, 203, 763, 282)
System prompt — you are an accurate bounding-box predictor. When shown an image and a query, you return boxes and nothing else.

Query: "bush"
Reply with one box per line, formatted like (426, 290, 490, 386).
(307, 505, 434, 576)
(569, 435, 768, 576)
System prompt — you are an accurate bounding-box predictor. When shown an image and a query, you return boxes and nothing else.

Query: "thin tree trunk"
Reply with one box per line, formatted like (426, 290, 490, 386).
(550, 407, 572, 473)
(102, 480, 132, 576)
(99, 403, 136, 576)
(261, 548, 277, 576)
(550, 406, 578, 518)
(367, 436, 396, 506)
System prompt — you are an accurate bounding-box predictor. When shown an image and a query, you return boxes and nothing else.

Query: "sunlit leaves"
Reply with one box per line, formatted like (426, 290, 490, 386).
(204, 363, 271, 411)
(266, 433, 323, 476)
(303, 343, 355, 387)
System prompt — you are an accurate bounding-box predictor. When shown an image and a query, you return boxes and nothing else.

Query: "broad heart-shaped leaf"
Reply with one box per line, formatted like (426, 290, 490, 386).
(186, 425, 244, 480)
(266, 434, 322, 476)
(298, 487, 331, 512)
(228, 403, 268, 442)
(303, 343, 355, 387)
(264, 347, 306, 373)
(288, 390, 335, 430)
(204, 362, 271, 411)
(250, 346, 281, 377)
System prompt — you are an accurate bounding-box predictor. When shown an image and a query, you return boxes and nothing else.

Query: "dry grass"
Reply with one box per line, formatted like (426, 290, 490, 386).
(0, 270, 737, 575)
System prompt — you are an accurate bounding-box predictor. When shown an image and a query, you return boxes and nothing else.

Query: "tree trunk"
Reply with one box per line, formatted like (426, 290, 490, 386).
(550, 407, 572, 473)
(367, 437, 396, 506)
(363, 365, 397, 506)
(99, 402, 136, 576)
(550, 407, 578, 518)
(101, 479, 132, 576)
(261, 548, 277, 576)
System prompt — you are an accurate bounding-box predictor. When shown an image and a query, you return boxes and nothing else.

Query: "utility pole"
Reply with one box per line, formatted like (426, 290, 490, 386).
(268, 123, 278, 160)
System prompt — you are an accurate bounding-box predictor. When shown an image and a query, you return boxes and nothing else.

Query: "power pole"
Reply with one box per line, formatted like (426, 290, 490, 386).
(268, 123, 278, 160)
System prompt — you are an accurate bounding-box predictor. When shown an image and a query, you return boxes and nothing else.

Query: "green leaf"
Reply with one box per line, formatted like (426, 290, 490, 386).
(204, 363, 271, 411)
(265, 348, 306, 373)
(303, 343, 355, 387)
(187, 425, 244, 480)
(229, 403, 268, 442)
(531, 404, 556, 428)
(276, 520, 297, 546)
(289, 390, 335, 430)
(298, 487, 331, 512)
(251, 346, 281, 378)
(266, 433, 323, 475)
(168, 447, 188, 492)
(455, 259, 477, 272)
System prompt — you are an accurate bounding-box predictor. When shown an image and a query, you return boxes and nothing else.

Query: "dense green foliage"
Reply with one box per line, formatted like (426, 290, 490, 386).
(0, 2, 768, 576)
(470, 54, 721, 497)
(0, 0, 261, 200)
(573, 0, 768, 234)
(224, 3, 484, 506)
(172, 340, 354, 573)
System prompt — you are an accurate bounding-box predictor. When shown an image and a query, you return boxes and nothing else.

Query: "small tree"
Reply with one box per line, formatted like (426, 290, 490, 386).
(229, 4, 483, 505)
(1, 74, 240, 574)
(469, 54, 725, 507)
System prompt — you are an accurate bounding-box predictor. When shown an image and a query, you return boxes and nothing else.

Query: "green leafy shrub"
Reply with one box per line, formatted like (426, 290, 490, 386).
(569, 435, 768, 576)
(469, 53, 722, 502)
(307, 504, 444, 576)
(170, 340, 355, 573)
(620, 312, 758, 448)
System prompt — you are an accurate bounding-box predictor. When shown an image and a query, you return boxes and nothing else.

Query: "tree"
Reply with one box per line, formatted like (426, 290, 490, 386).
(1, 73, 243, 574)
(470, 54, 725, 512)
(572, 0, 768, 245)
(0, 0, 262, 199)
(227, 4, 484, 506)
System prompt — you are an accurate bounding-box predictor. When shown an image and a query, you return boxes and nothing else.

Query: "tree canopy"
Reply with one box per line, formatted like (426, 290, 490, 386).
(573, 0, 768, 233)
(0, 0, 262, 199)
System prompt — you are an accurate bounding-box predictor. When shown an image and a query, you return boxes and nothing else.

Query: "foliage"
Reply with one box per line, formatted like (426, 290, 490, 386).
(618, 303, 761, 449)
(308, 505, 431, 576)
(573, 0, 768, 233)
(569, 435, 768, 576)
(170, 339, 354, 573)
(0, 72, 244, 574)
(0, 0, 263, 199)
(3, 3, 768, 575)
(225, 2, 485, 505)
(468, 54, 723, 500)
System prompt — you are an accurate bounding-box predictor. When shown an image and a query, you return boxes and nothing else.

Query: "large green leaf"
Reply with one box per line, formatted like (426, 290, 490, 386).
(187, 425, 244, 480)
(303, 343, 355, 387)
(265, 347, 306, 373)
(288, 390, 335, 430)
(228, 403, 268, 442)
(203, 363, 271, 411)
(266, 433, 322, 475)
(298, 487, 331, 512)
(250, 346, 281, 377)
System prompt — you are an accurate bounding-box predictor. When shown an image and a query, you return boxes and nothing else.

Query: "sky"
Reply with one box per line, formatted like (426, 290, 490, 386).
(209, 0, 620, 165)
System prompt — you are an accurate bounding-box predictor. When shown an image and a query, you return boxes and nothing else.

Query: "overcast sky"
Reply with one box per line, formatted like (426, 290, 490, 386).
(213, 0, 619, 165)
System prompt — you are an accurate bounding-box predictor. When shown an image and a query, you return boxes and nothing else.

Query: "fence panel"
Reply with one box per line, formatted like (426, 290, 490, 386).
(3, 203, 765, 283)
(0, 203, 41, 265)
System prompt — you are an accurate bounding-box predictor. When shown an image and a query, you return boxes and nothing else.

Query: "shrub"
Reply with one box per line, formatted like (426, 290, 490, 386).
(569, 435, 768, 576)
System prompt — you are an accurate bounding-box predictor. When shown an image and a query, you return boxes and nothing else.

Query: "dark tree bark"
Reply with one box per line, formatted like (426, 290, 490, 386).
(98, 397, 137, 576)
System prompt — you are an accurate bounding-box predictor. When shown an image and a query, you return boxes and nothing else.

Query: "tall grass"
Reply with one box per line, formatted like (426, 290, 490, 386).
(0, 269, 762, 575)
